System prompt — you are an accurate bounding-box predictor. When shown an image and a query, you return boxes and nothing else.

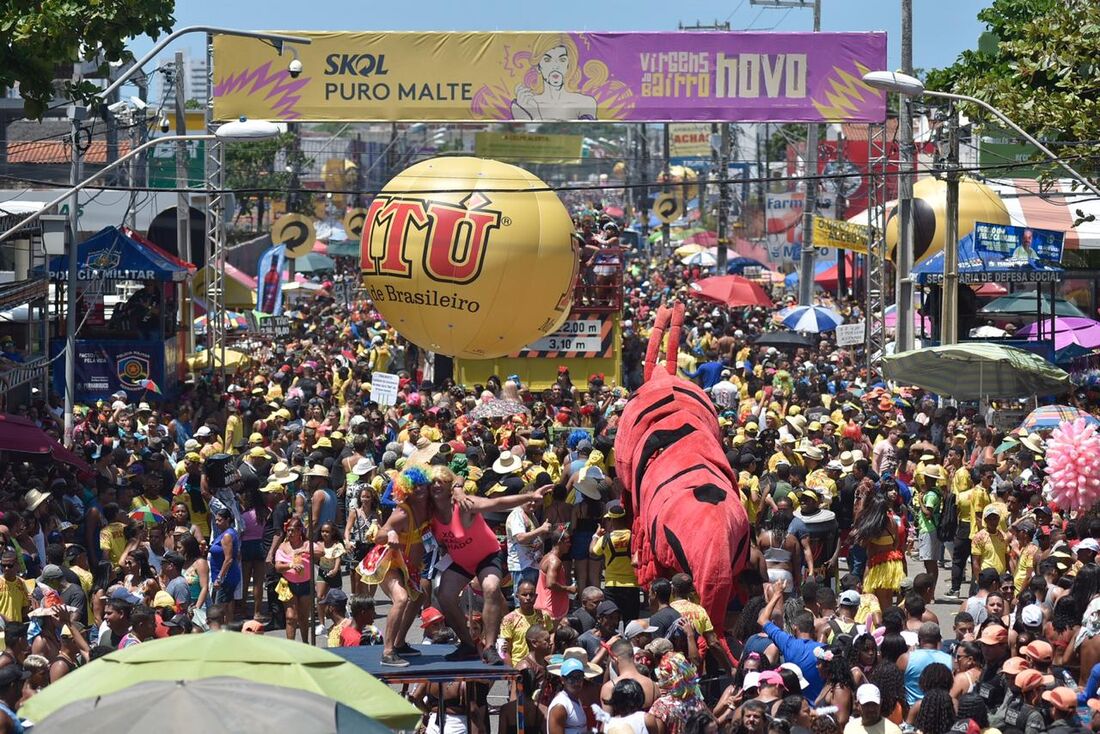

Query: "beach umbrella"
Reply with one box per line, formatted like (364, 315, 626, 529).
(19, 633, 420, 729)
(467, 399, 529, 420)
(1014, 317, 1100, 353)
(780, 305, 844, 333)
(681, 251, 717, 267)
(294, 253, 337, 273)
(32, 677, 390, 734)
(688, 275, 774, 308)
(193, 312, 250, 336)
(979, 293, 1086, 318)
(674, 243, 706, 257)
(725, 257, 771, 274)
(128, 507, 166, 526)
(881, 342, 1070, 400)
(884, 304, 932, 332)
(1020, 405, 1100, 432)
(754, 331, 816, 349)
(185, 349, 252, 372)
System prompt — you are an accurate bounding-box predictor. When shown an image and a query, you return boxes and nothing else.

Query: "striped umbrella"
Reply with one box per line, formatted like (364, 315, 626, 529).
(1021, 405, 1100, 432)
(781, 305, 844, 333)
(129, 507, 166, 526)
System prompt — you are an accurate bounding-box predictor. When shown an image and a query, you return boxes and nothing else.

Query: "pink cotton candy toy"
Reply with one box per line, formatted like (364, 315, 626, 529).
(1046, 417, 1100, 512)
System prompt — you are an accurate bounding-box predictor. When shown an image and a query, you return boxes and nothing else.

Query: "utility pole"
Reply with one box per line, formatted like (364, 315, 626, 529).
(662, 123, 671, 254)
(639, 124, 650, 247)
(835, 129, 847, 299)
(64, 100, 85, 448)
(752, 0, 821, 304)
(174, 52, 194, 353)
(717, 123, 731, 273)
(940, 103, 960, 345)
(895, 0, 916, 352)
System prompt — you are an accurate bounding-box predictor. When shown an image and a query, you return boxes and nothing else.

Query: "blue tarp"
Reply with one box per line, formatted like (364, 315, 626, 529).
(46, 226, 191, 282)
(913, 231, 1062, 285)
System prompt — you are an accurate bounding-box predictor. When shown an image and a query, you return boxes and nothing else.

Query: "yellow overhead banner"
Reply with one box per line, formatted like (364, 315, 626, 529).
(210, 31, 888, 123)
(811, 215, 871, 254)
(474, 132, 583, 163)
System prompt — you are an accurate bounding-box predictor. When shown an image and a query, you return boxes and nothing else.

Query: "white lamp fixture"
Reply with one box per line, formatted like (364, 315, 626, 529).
(861, 71, 926, 97)
(215, 118, 283, 141)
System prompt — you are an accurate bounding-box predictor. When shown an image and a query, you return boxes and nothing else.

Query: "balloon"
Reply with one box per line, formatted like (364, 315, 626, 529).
(360, 157, 577, 359)
(885, 176, 1011, 265)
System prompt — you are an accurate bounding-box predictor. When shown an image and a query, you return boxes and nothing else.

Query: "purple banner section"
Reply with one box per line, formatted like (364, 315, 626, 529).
(213, 31, 888, 123)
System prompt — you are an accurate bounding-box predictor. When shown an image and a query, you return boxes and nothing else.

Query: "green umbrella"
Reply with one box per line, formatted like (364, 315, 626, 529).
(295, 252, 337, 273)
(20, 632, 420, 729)
(33, 677, 390, 734)
(978, 292, 1086, 318)
(881, 342, 1070, 400)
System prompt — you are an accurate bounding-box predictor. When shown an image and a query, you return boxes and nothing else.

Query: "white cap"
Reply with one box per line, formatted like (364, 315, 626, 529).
(1077, 538, 1100, 553)
(1020, 603, 1044, 627)
(856, 683, 881, 705)
(195, 426, 212, 437)
(838, 589, 861, 607)
(780, 662, 810, 690)
(742, 671, 761, 690)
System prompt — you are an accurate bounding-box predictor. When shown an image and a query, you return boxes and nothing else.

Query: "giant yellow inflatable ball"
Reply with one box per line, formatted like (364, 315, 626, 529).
(360, 157, 577, 359)
(886, 176, 1011, 265)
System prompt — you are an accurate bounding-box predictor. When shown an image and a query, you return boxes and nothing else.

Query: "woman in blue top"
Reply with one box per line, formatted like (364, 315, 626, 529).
(208, 507, 241, 621)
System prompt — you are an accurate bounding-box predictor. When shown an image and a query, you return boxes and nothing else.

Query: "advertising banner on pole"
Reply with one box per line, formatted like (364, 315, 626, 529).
(669, 124, 713, 157)
(810, 214, 871, 254)
(256, 244, 288, 316)
(765, 192, 804, 267)
(474, 132, 583, 162)
(213, 31, 886, 123)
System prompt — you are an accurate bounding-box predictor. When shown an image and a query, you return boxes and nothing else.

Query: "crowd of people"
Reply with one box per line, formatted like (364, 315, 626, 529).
(0, 208, 1097, 734)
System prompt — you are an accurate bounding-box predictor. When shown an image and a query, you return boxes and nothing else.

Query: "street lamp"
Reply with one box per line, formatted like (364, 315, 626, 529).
(862, 70, 1100, 346)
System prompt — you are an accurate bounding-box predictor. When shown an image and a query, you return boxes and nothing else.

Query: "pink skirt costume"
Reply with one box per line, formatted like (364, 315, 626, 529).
(431, 505, 504, 579)
(358, 501, 427, 596)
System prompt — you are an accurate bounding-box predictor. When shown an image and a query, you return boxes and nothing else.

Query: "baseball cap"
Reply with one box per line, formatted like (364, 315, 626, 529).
(742, 671, 762, 690)
(1023, 640, 1053, 663)
(559, 658, 585, 678)
(603, 501, 626, 519)
(1020, 604, 1043, 628)
(39, 564, 63, 581)
(856, 684, 881, 705)
(623, 620, 658, 640)
(153, 590, 176, 609)
(1014, 669, 1047, 693)
(319, 588, 348, 607)
(780, 662, 810, 690)
(838, 590, 861, 607)
(1077, 538, 1100, 553)
(1002, 657, 1030, 676)
(420, 607, 445, 628)
(596, 600, 620, 618)
(979, 625, 1008, 645)
(109, 587, 142, 604)
(758, 670, 785, 688)
(982, 505, 1002, 519)
(1042, 686, 1079, 712)
(0, 666, 30, 688)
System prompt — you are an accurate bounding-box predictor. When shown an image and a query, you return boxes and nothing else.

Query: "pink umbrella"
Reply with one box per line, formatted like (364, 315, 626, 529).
(1015, 317, 1100, 353)
(688, 275, 774, 308)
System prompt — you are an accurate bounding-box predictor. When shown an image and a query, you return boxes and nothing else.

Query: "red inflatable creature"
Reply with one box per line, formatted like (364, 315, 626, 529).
(614, 302, 750, 641)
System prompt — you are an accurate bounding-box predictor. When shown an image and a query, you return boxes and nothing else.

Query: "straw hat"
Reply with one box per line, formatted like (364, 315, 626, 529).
(1020, 433, 1045, 454)
(920, 464, 945, 481)
(270, 462, 300, 484)
(24, 488, 51, 512)
(492, 450, 522, 475)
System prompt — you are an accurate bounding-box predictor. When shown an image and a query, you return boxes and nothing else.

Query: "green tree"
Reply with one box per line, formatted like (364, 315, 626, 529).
(926, 0, 1100, 176)
(1, 1, 176, 118)
(224, 132, 313, 231)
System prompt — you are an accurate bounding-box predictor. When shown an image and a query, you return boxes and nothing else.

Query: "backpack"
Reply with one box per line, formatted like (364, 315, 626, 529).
(937, 488, 958, 543)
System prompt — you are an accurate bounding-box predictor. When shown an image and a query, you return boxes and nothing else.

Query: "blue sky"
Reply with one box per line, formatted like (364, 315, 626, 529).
(131, 0, 990, 73)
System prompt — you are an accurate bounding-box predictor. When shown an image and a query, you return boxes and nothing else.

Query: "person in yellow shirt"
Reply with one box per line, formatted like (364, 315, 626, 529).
(767, 435, 804, 473)
(737, 455, 763, 525)
(0, 551, 30, 623)
(99, 504, 128, 567)
(971, 505, 1009, 576)
(498, 580, 553, 665)
(1011, 520, 1039, 595)
(131, 473, 171, 518)
(223, 402, 244, 455)
(590, 501, 641, 621)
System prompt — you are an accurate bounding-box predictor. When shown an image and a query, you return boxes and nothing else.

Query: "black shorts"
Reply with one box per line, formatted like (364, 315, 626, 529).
(448, 549, 505, 581)
(287, 579, 311, 597)
(240, 539, 265, 562)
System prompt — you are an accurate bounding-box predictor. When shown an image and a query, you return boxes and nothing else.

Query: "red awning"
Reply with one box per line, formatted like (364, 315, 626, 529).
(0, 414, 94, 479)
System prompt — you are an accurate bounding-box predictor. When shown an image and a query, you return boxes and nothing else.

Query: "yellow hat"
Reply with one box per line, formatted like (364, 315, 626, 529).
(248, 446, 268, 459)
(261, 481, 285, 494)
(276, 409, 292, 420)
(808, 421, 822, 432)
(769, 401, 781, 413)
(718, 417, 731, 427)
(331, 430, 345, 440)
(788, 405, 801, 417)
(732, 435, 746, 446)
(314, 437, 333, 449)
(153, 590, 176, 609)
(248, 432, 264, 444)
(184, 452, 202, 463)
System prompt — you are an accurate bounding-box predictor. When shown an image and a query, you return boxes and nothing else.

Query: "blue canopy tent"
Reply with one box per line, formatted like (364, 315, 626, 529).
(44, 227, 193, 402)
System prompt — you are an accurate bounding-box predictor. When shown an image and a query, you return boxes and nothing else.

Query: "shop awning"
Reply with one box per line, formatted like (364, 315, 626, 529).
(46, 226, 193, 282)
(0, 413, 94, 479)
(984, 178, 1100, 250)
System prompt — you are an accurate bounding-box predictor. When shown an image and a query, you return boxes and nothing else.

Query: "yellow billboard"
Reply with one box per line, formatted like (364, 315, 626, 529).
(474, 132, 583, 163)
(810, 215, 871, 254)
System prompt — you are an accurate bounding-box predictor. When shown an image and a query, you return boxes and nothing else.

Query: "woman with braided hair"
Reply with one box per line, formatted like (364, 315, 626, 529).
(357, 466, 432, 667)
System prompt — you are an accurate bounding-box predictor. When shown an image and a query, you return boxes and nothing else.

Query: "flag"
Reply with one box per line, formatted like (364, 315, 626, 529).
(138, 378, 162, 394)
